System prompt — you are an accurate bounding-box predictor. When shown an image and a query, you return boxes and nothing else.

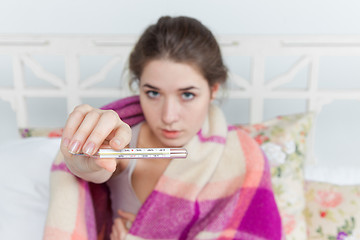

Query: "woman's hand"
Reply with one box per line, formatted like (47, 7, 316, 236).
(60, 104, 131, 183)
(110, 209, 136, 240)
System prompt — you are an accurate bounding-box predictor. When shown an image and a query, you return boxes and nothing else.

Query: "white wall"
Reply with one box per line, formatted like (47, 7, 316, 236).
(1, 0, 360, 35)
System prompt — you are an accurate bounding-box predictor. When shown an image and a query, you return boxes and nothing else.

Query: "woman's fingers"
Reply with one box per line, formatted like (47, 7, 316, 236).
(109, 210, 136, 240)
(117, 209, 136, 229)
(110, 218, 120, 240)
(82, 110, 120, 155)
(111, 218, 128, 240)
(82, 110, 131, 155)
(62, 105, 131, 156)
(59, 104, 132, 177)
(61, 104, 94, 152)
(117, 209, 136, 222)
(109, 121, 132, 150)
(69, 110, 101, 154)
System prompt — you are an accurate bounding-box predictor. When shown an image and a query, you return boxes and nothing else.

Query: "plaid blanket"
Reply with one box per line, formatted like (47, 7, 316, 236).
(44, 95, 283, 240)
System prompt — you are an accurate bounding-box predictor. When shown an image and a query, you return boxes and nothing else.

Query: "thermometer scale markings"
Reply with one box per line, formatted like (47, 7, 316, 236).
(75, 148, 187, 159)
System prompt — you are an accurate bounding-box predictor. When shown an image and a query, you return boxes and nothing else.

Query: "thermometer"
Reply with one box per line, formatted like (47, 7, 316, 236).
(73, 148, 187, 159)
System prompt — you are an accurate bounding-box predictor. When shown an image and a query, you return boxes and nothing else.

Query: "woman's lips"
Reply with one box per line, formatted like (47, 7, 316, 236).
(162, 129, 181, 139)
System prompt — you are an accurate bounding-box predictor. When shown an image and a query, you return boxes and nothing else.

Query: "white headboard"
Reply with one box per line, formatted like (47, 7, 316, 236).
(1, 35, 360, 127)
(1, 35, 360, 168)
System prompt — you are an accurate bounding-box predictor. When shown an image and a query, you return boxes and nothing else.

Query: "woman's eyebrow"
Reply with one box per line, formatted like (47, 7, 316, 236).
(142, 84, 199, 91)
(179, 86, 198, 91)
(142, 83, 159, 90)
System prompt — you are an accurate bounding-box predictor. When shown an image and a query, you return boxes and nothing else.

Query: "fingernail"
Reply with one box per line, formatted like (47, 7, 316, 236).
(125, 220, 132, 229)
(113, 139, 121, 147)
(62, 138, 70, 148)
(69, 141, 80, 154)
(84, 142, 95, 156)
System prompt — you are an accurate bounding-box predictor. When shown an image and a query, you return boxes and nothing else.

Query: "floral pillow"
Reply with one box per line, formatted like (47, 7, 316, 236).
(239, 112, 313, 240)
(305, 181, 360, 240)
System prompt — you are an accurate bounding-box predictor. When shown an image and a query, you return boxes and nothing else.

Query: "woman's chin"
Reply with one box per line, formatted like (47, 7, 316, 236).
(158, 136, 186, 148)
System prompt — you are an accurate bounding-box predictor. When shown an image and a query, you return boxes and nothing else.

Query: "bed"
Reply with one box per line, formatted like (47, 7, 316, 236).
(1, 35, 360, 239)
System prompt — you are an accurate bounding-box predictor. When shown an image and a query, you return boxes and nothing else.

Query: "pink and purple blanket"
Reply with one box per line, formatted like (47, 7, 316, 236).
(44, 95, 283, 240)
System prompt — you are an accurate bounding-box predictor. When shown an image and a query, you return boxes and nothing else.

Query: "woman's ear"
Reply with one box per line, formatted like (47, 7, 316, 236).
(210, 83, 220, 100)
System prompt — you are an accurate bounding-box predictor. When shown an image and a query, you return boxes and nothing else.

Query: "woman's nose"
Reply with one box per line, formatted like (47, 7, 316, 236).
(161, 98, 180, 125)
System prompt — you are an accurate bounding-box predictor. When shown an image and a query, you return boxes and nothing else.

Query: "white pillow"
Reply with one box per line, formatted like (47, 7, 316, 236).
(0, 137, 60, 240)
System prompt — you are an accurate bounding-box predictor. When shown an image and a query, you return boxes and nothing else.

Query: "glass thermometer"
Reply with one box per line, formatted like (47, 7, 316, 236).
(74, 148, 187, 159)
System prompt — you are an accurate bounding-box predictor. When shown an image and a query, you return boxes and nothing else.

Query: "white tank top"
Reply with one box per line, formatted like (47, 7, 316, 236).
(106, 122, 143, 218)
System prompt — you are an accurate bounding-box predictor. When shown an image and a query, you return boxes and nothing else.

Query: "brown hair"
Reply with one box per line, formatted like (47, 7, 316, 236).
(128, 16, 227, 88)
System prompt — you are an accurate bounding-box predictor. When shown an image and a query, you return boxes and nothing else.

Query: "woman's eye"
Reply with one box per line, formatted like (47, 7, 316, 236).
(182, 92, 195, 100)
(146, 91, 159, 98)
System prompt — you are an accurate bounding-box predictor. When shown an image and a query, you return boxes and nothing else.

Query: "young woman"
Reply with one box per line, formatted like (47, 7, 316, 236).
(45, 16, 283, 240)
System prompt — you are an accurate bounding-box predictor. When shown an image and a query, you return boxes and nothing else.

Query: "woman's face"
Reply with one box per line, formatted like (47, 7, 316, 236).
(139, 59, 218, 147)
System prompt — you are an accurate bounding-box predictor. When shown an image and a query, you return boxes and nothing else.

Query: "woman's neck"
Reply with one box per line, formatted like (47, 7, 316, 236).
(138, 122, 167, 148)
